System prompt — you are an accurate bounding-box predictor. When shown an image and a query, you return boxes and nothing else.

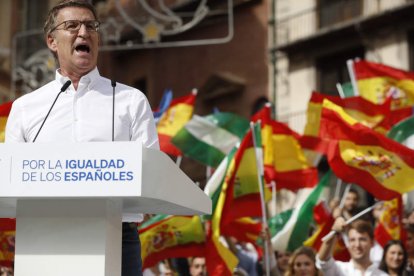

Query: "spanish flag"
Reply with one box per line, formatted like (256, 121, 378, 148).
(205, 148, 238, 275)
(374, 197, 404, 247)
(354, 60, 414, 109)
(224, 128, 272, 222)
(319, 99, 414, 200)
(0, 218, 15, 268)
(139, 215, 205, 269)
(157, 90, 197, 156)
(303, 201, 350, 261)
(0, 101, 13, 142)
(252, 104, 318, 190)
(304, 92, 391, 136)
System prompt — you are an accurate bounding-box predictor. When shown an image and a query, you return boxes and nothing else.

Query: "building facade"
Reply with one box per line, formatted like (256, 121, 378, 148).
(270, 0, 414, 133)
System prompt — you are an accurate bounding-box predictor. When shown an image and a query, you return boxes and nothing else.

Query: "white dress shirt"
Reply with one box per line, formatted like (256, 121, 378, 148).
(316, 256, 389, 276)
(5, 67, 159, 221)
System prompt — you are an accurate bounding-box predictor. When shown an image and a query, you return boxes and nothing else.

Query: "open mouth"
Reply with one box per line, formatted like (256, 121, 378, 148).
(75, 44, 90, 53)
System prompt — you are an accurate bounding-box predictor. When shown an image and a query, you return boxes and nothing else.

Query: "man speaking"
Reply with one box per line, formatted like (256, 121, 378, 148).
(5, 1, 159, 275)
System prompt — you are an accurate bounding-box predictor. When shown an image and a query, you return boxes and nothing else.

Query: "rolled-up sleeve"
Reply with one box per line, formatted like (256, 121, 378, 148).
(316, 256, 342, 276)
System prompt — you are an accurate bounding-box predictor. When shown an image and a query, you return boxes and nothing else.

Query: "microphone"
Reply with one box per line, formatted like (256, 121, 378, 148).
(111, 80, 116, 142)
(32, 80, 71, 142)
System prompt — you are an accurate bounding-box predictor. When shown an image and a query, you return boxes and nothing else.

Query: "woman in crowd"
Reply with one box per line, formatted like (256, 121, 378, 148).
(379, 240, 414, 276)
(284, 246, 322, 276)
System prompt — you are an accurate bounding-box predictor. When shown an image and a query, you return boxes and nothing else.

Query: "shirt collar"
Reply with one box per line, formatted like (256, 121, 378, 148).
(55, 67, 100, 91)
(349, 260, 377, 272)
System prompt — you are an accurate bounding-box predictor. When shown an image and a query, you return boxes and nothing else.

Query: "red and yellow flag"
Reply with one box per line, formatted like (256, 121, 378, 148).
(206, 149, 239, 275)
(304, 92, 391, 136)
(354, 60, 414, 109)
(0, 219, 15, 268)
(139, 215, 205, 269)
(374, 197, 404, 247)
(319, 99, 414, 200)
(0, 101, 13, 142)
(223, 129, 272, 223)
(252, 104, 318, 191)
(157, 91, 196, 156)
(221, 217, 262, 244)
(303, 202, 350, 261)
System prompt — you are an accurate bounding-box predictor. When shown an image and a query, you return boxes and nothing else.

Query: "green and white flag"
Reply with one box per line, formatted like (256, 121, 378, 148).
(387, 115, 414, 149)
(172, 112, 249, 167)
(271, 171, 331, 252)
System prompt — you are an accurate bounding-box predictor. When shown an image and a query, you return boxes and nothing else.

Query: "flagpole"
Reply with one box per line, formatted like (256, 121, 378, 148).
(339, 184, 351, 209)
(270, 181, 277, 217)
(250, 121, 270, 276)
(347, 59, 359, 96)
(334, 178, 342, 199)
(321, 201, 383, 242)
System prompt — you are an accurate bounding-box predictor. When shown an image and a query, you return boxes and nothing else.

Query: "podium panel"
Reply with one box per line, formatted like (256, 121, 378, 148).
(0, 142, 211, 276)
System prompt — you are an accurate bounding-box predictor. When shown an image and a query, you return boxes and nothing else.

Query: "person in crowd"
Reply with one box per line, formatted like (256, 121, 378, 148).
(405, 226, 414, 271)
(284, 246, 322, 276)
(342, 188, 360, 220)
(188, 257, 206, 276)
(276, 251, 291, 275)
(379, 240, 414, 276)
(5, 1, 159, 275)
(225, 236, 259, 276)
(317, 218, 388, 275)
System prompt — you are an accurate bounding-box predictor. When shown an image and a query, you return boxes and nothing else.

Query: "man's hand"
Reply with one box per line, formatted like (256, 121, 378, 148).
(332, 217, 346, 234)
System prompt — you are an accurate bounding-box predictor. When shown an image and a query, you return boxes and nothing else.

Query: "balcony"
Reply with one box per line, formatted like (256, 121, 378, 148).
(272, 0, 414, 55)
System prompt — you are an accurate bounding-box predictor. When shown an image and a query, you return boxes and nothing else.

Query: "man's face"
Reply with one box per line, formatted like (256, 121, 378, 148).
(347, 229, 373, 262)
(190, 257, 206, 276)
(406, 232, 414, 254)
(344, 192, 359, 212)
(47, 7, 99, 77)
(277, 251, 291, 273)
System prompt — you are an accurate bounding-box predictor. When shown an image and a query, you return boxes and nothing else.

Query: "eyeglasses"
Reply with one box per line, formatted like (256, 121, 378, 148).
(50, 20, 100, 33)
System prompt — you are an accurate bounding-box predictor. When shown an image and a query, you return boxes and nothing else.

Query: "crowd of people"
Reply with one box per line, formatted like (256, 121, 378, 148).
(135, 187, 414, 276)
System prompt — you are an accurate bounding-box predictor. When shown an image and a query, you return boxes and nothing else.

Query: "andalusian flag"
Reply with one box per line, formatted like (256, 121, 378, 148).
(271, 171, 330, 252)
(0, 219, 15, 268)
(387, 115, 414, 148)
(157, 90, 197, 156)
(374, 197, 404, 247)
(319, 99, 414, 200)
(252, 104, 318, 190)
(0, 101, 12, 142)
(139, 215, 205, 269)
(172, 112, 249, 167)
(354, 60, 414, 109)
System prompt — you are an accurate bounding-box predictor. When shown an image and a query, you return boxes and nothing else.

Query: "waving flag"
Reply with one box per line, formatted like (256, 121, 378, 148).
(374, 197, 404, 247)
(205, 148, 239, 275)
(387, 115, 414, 148)
(354, 60, 414, 109)
(304, 92, 391, 136)
(153, 89, 173, 124)
(157, 90, 197, 156)
(139, 215, 205, 269)
(0, 101, 13, 142)
(319, 99, 414, 200)
(172, 112, 249, 167)
(252, 104, 318, 190)
(303, 201, 350, 261)
(271, 171, 330, 252)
